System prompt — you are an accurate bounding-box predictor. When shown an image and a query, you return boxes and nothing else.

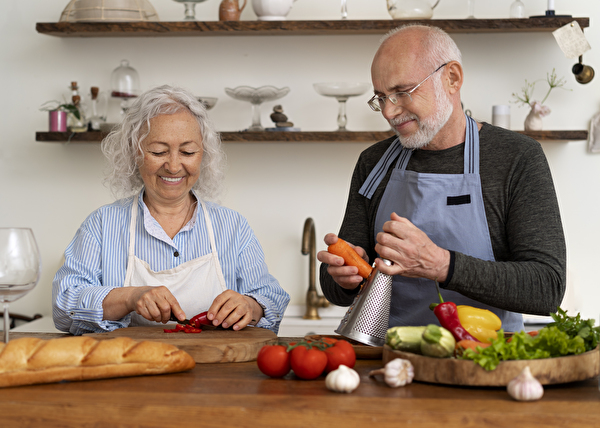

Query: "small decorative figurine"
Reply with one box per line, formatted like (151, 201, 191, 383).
(270, 105, 293, 128)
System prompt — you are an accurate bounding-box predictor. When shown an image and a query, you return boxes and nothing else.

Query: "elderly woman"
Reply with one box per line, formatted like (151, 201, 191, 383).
(53, 85, 290, 335)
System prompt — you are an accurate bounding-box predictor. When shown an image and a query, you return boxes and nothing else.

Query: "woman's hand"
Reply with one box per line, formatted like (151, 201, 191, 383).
(317, 233, 369, 290)
(103, 286, 185, 324)
(206, 290, 264, 331)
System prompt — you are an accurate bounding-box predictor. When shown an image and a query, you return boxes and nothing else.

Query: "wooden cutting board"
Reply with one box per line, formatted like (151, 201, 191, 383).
(383, 345, 600, 386)
(84, 325, 276, 364)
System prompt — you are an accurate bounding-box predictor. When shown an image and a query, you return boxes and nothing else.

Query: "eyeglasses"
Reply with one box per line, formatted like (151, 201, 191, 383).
(367, 63, 448, 112)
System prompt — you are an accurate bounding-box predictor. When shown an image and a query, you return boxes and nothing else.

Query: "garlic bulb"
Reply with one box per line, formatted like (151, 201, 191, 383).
(368, 358, 414, 388)
(507, 366, 544, 401)
(325, 364, 360, 393)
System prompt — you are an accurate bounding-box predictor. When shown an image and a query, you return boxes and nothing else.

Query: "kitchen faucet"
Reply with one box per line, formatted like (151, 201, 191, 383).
(301, 217, 330, 320)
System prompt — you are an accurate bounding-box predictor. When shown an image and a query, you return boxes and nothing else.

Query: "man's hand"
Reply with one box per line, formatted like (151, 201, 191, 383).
(317, 233, 369, 290)
(206, 290, 264, 331)
(374, 212, 450, 281)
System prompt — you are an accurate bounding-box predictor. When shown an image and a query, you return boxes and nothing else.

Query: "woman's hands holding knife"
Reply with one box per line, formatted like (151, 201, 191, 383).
(103, 287, 263, 330)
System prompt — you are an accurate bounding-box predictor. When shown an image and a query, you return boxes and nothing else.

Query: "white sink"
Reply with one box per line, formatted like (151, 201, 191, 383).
(278, 304, 347, 337)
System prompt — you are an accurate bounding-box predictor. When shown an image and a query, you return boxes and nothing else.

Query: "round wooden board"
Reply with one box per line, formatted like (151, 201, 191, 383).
(84, 325, 276, 364)
(383, 344, 600, 386)
(305, 334, 383, 360)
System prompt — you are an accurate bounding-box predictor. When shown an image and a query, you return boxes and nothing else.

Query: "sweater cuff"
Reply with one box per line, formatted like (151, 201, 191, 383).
(439, 251, 455, 288)
(342, 284, 361, 295)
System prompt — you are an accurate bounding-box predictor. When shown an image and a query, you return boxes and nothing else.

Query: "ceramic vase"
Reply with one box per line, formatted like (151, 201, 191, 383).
(49, 111, 68, 132)
(524, 101, 550, 131)
(252, 0, 296, 21)
(219, 0, 247, 21)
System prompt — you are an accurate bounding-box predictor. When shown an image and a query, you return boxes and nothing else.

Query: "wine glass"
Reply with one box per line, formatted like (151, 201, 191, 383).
(0, 228, 41, 343)
(173, 0, 210, 21)
(313, 82, 370, 131)
(341, 0, 348, 19)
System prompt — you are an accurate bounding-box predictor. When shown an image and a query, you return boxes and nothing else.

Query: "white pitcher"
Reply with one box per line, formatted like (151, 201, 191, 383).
(252, 0, 297, 21)
(387, 0, 441, 19)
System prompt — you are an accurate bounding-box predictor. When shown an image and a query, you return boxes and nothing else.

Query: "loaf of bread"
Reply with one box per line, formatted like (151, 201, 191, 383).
(0, 336, 196, 388)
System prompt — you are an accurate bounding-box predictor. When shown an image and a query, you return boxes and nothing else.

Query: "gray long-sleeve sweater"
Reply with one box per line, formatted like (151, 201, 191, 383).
(320, 123, 566, 316)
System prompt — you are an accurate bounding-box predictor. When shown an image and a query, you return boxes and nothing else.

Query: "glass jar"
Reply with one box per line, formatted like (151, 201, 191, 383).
(110, 59, 140, 99)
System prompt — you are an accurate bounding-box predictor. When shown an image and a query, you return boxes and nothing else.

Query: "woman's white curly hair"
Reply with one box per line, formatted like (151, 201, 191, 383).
(101, 84, 225, 201)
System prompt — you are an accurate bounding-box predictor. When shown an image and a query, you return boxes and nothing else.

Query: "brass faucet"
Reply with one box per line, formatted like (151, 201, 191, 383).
(302, 217, 330, 320)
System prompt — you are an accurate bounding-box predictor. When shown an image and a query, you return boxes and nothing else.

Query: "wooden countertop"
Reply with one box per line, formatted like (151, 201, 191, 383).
(2, 333, 599, 427)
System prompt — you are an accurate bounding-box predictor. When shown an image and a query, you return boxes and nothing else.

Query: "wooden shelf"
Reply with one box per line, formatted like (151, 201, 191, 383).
(36, 130, 589, 143)
(36, 17, 589, 37)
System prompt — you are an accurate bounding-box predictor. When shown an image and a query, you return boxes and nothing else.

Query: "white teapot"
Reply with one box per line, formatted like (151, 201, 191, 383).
(387, 0, 441, 19)
(252, 0, 297, 21)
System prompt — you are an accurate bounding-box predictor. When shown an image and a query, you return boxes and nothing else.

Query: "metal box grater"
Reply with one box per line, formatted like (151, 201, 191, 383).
(335, 259, 392, 347)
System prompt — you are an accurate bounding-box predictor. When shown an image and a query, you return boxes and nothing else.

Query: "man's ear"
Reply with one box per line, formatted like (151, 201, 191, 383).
(446, 61, 463, 94)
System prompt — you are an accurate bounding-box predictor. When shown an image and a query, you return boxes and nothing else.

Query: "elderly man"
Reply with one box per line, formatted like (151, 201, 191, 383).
(317, 24, 566, 331)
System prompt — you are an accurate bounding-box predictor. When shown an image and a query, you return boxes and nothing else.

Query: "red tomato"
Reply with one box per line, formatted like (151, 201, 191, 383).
(324, 340, 356, 373)
(257, 345, 291, 378)
(289, 344, 328, 380)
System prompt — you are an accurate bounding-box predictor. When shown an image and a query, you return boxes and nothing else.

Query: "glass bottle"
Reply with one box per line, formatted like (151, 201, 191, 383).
(68, 95, 88, 133)
(88, 87, 107, 131)
(510, 0, 526, 18)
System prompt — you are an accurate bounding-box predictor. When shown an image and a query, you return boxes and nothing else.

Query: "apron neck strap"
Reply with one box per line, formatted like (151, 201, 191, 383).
(464, 114, 479, 174)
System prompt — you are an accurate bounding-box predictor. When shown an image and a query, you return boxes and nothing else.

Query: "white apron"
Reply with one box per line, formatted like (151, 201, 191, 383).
(360, 115, 523, 332)
(124, 192, 227, 326)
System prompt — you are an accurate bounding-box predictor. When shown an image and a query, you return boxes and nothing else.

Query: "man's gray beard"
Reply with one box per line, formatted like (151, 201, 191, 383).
(390, 77, 454, 149)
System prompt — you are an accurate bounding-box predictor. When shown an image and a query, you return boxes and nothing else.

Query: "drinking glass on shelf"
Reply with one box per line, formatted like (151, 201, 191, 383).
(341, 0, 347, 19)
(0, 228, 41, 343)
(466, 0, 475, 18)
(510, 0, 526, 18)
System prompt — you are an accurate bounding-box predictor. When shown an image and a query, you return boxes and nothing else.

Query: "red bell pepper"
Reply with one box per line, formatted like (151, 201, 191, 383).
(430, 281, 480, 343)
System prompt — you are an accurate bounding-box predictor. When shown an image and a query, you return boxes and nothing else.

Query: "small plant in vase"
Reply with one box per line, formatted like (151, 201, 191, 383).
(511, 69, 569, 131)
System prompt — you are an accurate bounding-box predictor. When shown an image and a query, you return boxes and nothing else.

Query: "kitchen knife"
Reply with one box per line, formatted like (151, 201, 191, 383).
(169, 311, 214, 328)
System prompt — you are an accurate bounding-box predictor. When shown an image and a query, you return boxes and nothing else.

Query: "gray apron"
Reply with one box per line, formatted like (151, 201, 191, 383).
(360, 115, 523, 332)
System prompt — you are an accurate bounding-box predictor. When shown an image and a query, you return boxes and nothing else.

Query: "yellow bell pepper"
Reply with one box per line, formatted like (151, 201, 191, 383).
(456, 305, 502, 343)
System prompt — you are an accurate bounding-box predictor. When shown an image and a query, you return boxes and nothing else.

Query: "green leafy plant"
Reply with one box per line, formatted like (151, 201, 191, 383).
(458, 307, 598, 371)
(39, 100, 81, 120)
(511, 68, 569, 108)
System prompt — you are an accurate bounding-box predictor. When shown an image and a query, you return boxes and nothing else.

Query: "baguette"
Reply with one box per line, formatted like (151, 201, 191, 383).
(0, 336, 195, 388)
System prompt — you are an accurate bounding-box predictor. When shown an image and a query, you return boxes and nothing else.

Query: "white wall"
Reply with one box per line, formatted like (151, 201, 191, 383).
(1, 0, 599, 322)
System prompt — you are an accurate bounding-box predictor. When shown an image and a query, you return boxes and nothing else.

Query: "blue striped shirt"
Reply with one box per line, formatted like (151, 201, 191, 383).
(52, 191, 290, 335)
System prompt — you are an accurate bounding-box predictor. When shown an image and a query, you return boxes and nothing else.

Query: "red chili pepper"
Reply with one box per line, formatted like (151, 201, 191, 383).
(189, 311, 211, 328)
(429, 281, 480, 343)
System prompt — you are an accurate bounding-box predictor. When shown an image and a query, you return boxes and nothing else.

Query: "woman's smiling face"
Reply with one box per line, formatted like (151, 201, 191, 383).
(139, 110, 203, 207)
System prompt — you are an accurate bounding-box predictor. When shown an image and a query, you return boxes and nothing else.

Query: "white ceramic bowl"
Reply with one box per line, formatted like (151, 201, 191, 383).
(313, 82, 371, 98)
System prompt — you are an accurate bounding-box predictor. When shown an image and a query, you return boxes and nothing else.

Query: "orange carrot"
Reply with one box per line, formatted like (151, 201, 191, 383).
(327, 238, 373, 279)
(455, 339, 491, 354)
